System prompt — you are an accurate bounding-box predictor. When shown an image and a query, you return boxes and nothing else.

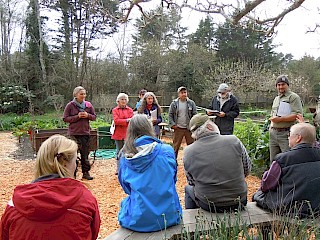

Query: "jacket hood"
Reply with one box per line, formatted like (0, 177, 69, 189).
(12, 178, 84, 222)
(122, 136, 161, 173)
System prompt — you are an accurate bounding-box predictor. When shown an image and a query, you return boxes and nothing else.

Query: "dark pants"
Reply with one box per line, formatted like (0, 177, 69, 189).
(72, 135, 91, 174)
(115, 140, 125, 173)
(185, 185, 246, 213)
(173, 127, 194, 158)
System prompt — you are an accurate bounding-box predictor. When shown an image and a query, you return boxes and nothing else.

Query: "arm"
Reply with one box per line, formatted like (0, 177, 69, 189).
(225, 97, 240, 119)
(191, 100, 197, 115)
(63, 103, 80, 123)
(112, 108, 130, 126)
(240, 142, 252, 177)
(91, 199, 101, 240)
(260, 161, 281, 192)
(168, 102, 176, 128)
(118, 156, 131, 195)
(86, 102, 96, 121)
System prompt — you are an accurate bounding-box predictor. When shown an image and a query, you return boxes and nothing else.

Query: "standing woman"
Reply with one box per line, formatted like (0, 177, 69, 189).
(112, 93, 134, 174)
(0, 135, 100, 240)
(118, 114, 182, 232)
(63, 86, 96, 180)
(137, 92, 162, 137)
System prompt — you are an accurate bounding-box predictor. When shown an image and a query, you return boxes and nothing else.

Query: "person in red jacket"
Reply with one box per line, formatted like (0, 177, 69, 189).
(0, 135, 100, 240)
(63, 86, 96, 180)
(112, 93, 134, 175)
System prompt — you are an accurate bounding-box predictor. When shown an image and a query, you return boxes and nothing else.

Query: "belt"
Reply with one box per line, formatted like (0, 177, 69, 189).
(271, 127, 290, 132)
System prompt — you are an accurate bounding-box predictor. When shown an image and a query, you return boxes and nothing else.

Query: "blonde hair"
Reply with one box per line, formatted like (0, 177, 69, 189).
(35, 135, 78, 179)
(73, 86, 86, 97)
(116, 93, 129, 103)
(290, 123, 316, 144)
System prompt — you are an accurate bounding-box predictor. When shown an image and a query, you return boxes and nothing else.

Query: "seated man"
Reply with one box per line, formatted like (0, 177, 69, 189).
(183, 113, 252, 212)
(253, 123, 320, 217)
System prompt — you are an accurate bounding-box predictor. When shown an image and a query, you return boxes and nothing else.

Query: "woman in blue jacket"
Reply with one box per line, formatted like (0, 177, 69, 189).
(137, 92, 162, 138)
(118, 114, 182, 232)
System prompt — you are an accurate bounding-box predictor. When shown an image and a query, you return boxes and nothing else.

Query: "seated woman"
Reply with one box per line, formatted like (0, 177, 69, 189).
(137, 92, 162, 138)
(118, 114, 182, 232)
(0, 135, 100, 240)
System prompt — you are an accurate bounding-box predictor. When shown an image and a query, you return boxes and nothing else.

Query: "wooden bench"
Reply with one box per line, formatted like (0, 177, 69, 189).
(104, 202, 274, 240)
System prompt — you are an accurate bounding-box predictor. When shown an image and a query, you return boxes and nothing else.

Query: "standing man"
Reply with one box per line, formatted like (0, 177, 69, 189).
(269, 75, 303, 163)
(207, 83, 239, 135)
(184, 114, 251, 212)
(168, 86, 197, 159)
(253, 123, 320, 217)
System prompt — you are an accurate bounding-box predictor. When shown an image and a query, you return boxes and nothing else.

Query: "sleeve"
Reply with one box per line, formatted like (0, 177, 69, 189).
(0, 206, 11, 240)
(260, 161, 282, 192)
(183, 150, 195, 186)
(155, 108, 162, 125)
(168, 102, 175, 127)
(192, 101, 197, 115)
(208, 97, 214, 110)
(91, 198, 101, 240)
(112, 108, 128, 126)
(87, 102, 96, 121)
(118, 157, 131, 195)
(225, 97, 240, 119)
(240, 141, 252, 177)
(63, 103, 80, 123)
(290, 94, 303, 114)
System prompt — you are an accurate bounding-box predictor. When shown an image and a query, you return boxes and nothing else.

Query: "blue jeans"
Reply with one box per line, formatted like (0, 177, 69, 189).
(115, 140, 124, 173)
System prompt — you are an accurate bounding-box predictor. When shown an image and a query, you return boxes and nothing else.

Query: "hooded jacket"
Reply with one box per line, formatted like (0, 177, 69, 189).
(118, 136, 182, 232)
(0, 176, 100, 240)
(111, 105, 134, 140)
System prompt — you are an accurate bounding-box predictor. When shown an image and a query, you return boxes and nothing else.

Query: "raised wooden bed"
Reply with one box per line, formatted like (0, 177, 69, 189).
(31, 128, 98, 153)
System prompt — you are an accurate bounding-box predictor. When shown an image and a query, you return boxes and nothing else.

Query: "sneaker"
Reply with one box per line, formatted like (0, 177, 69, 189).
(82, 172, 94, 180)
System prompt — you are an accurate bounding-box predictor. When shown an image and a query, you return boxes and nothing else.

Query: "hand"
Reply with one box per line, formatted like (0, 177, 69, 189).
(207, 111, 214, 115)
(217, 111, 226, 117)
(152, 119, 157, 124)
(296, 113, 305, 123)
(171, 125, 177, 130)
(126, 118, 131, 122)
(78, 112, 88, 118)
(269, 116, 281, 123)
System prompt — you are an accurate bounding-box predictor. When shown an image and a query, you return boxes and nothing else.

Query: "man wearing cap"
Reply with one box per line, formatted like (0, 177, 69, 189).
(269, 75, 303, 163)
(207, 83, 239, 135)
(183, 113, 251, 212)
(168, 86, 197, 159)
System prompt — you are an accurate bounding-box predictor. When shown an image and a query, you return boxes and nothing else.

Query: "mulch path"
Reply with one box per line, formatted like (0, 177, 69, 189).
(0, 132, 261, 239)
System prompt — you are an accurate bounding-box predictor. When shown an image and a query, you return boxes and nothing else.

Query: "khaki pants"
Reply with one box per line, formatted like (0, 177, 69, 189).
(173, 127, 194, 158)
(269, 128, 290, 164)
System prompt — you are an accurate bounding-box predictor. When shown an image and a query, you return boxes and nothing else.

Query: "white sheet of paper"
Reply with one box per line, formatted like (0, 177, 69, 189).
(205, 108, 220, 114)
(150, 109, 157, 119)
(277, 101, 291, 117)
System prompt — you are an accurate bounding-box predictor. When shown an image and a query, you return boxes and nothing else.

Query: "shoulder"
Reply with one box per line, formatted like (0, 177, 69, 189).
(85, 101, 93, 108)
(65, 101, 74, 107)
(288, 91, 301, 100)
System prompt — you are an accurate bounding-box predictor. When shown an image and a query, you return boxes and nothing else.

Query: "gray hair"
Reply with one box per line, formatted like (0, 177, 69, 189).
(73, 86, 86, 97)
(122, 114, 155, 156)
(116, 93, 129, 103)
(137, 92, 162, 114)
(191, 120, 220, 140)
(290, 123, 316, 144)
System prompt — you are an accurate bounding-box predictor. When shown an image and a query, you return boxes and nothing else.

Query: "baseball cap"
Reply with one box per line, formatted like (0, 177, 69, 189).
(276, 75, 289, 86)
(189, 113, 209, 132)
(177, 86, 187, 93)
(217, 83, 229, 93)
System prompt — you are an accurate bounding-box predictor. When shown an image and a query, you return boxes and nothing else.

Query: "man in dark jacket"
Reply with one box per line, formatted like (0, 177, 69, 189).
(207, 83, 239, 135)
(253, 122, 320, 217)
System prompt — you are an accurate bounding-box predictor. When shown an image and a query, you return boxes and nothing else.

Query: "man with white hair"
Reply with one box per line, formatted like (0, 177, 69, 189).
(207, 83, 239, 135)
(183, 113, 251, 212)
(253, 122, 320, 217)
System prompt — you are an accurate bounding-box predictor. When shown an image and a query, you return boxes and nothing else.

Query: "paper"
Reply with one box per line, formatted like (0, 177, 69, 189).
(150, 109, 157, 119)
(277, 101, 291, 117)
(205, 109, 220, 114)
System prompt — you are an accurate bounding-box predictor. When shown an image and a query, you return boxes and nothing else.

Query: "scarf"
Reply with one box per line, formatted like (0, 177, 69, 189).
(146, 104, 153, 111)
(73, 98, 86, 112)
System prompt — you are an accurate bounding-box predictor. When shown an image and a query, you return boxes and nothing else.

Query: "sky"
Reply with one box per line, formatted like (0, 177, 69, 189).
(101, 0, 320, 60)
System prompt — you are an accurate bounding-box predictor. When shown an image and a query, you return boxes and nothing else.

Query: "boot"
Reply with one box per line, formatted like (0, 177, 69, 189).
(82, 172, 94, 180)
